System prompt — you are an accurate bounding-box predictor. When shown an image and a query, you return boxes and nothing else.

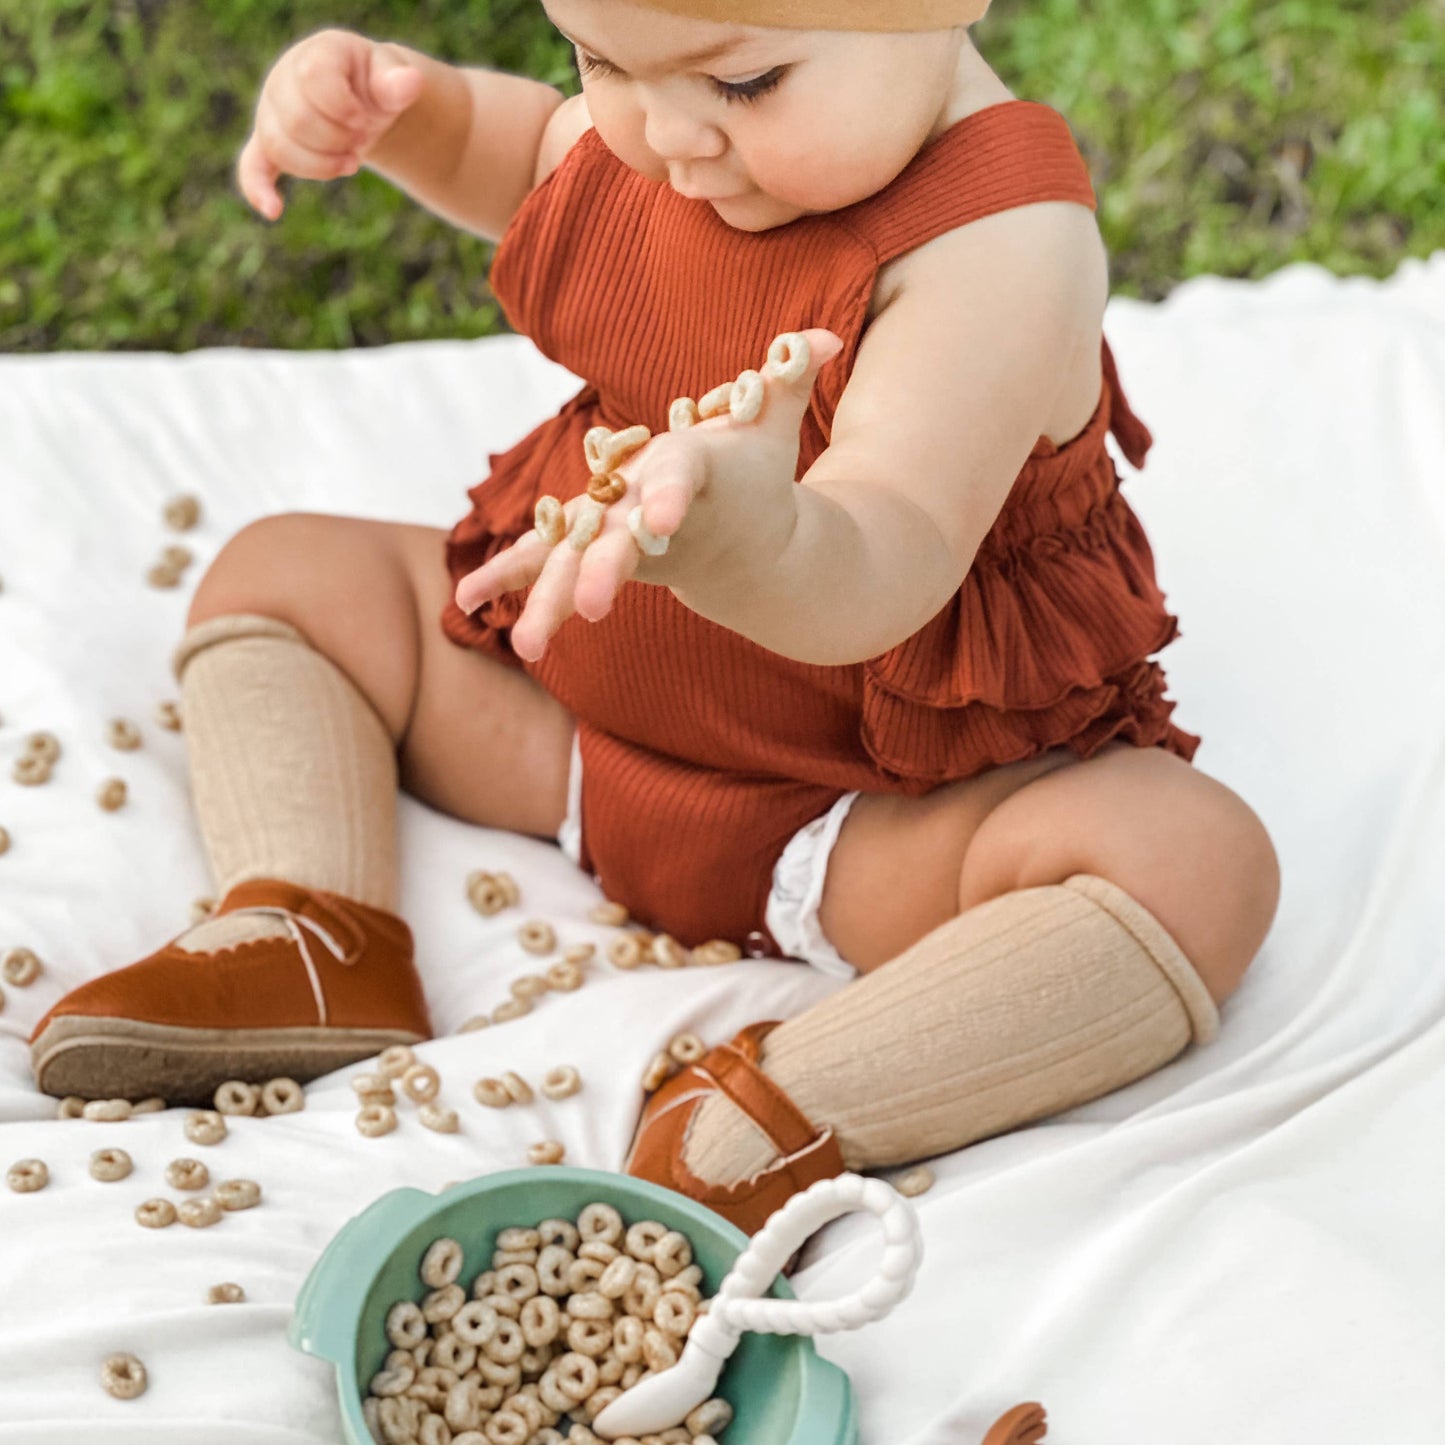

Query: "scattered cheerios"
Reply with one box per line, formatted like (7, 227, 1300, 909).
(208, 1282, 245, 1304)
(400, 1063, 441, 1104)
(641, 1052, 676, 1092)
(589, 901, 629, 927)
(178, 1196, 223, 1228)
(419, 1102, 459, 1133)
(163, 493, 201, 531)
(540, 1066, 581, 1101)
(214, 1178, 262, 1211)
(527, 1140, 565, 1166)
(2, 947, 42, 987)
(474, 1077, 512, 1109)
(896, 1165, 935, 1197)
(184, 1110, 227, 1145)
(106, 718, 142, 751)
(135, 1198, 176, 1228)
(97, 777, 128, 811)
(89, 1148, 133, 1182)
(166, 1158, 209, 1191)
(518, 920, 556, 956)
(260, 1076, 304, 1114)
(501, 1071, 533, 1105)
(101, 1352, 147, 1400)
(214, 1080, 260, 1116)
(7, 1158, 48, 1192)
(666, 1031, 706, 1066)
(155, 699, 182, 731)
(84, 1098, 133, 1123)
(356, 1103, 397, 1138)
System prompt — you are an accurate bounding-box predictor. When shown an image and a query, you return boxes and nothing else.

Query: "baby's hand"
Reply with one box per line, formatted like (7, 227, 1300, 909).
(453, 329, 845, 663)
(237, 29, 424, 221)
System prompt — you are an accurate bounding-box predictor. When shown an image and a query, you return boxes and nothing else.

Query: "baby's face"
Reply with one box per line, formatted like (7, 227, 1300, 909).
(541, 0, 973, 232)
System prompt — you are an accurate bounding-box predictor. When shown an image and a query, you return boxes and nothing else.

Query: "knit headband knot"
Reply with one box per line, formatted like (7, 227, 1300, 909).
(606, 0, 981, 31)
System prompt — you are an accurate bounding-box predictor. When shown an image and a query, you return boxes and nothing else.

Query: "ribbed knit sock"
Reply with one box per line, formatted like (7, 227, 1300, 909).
(167, 613, 400, 952)
(681, 873, 1221, 1185)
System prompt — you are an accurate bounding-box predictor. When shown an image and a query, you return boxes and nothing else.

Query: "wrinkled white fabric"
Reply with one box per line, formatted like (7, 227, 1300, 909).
(2, 253, 1444, 1442)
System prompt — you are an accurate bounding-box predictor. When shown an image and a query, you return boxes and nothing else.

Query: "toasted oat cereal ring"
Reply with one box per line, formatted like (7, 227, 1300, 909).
(494, 1262, 540, 1304)
(163, 492, 201, 530)
(419, 1412, 453, 1445)
(474, 1077, 512, 1109)
(491, 997, 532, 1024)
(626, 505, 671, 558)
(697, 382, 734, 419)
(538, 1216, 580, 1249)
(419, 1102, 459, 1133)
(686, 1398, 735, 1437)
(611, 1314, 644, 1363)
(543, 960, 583, 992)
(595, 1354, 625, 1386)
(385, 1299, 428, 1349)
(0, 826, 9, 856)
(668, 396, 700, 431)
(160, 543, 193, 570)
(260, 1076, 305, 1114)
(582, 426, 614, 473)
(510, 974, 551, 1003)
(536, 1245, 573, 1297)
(540, 1066, 581, 1101)
(666, 1031, 706, 1066)
(190, 897, 216, 926)
(597, 424, 650, 472)
(468, 876, 509, 916)
(527, 1139, 565, 1166)
(567, 1318, 612, 1358)
(482, 1410, 529, 1445)
(207, 1282, 245, 1304)
(666, 1263, 704, 1291)
(518, 920, 556, 956)
(106, 718, 142, 751)
(400, 1063, 441, 1103)
(729, 369, 765, 424)
(653, 1290, 695, 1337)
(583, 1385, 623, 1420)
(12, 754, 51, 786)
(483, 1315, 525, 1364)
(135, 1198, 176, 1228)
(650, 935, 688, 969)
(566, 1256, 605, 1294)
(607, 934, 644, 970)
(494, 872, 520, 907)
(622, 1274, 661, 1321)
(469, 1268, 498, 1300)
(577, 1238, 616, 1264)
(457, 1014, 491, 1033)
(568, 1288, 614, 1321)
(24, 731, 60, 764)
(423, 1283, 466, 1323)
(588, 901, 629, 927)
(502, 1392, 545, 1433)
(352, 1072, 396, 1103)
(566, 495, 607, 552)
(4, 947, 43, 987)
(419, 1237, 464, 1289)
(101, 1352, 148, 1400)
(764, 330, 811, 384)
(89, 1148, 133, 1182)
(641, 1052, 675, 1093)
(452, 1299, 500, 1347)
(585, 471, 627, 506)
(651, 1229, 693, 1278)
(131, 1095, 166, 1115)
(642, 1325, 679, 1372)
(85, 1098, 134, 1123)
(369, 1363, 415, 1397)
(184, 1108, 226, 1144)
(7, 1158, 48, 1192)
(155, 699, 182, 731)
(520, 1293, 561, 1347)
(497, 1226, 540, 1253)
(896, 1165, 935, 1197)
(377, 1044, 417, 1080)
(692, 938, 743, 965)
(535, 494, 567, 546)
(561, 942, 596, 966)
(554, 1351, 600, 1402)
(620, 1360, 644, 1388)
(537, 1366, 576, 1414)
(97, 777, 128, 811)
(597, 1254, 637, 1298)
(624, 1220, 668, 1263)
(500, 1071, 533, 1105)
(214, 1178, 261, 1211)
(577, 1201, 624, 1246)
(356, 1102, 397, 1137)
(58, 1096, 86, 1119)
(214, 1080, 260, 1116)
(178, 1196, 223, 1228)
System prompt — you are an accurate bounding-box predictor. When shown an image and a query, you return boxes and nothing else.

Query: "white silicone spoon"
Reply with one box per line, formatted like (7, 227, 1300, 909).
(591, 1172, 923, 1439)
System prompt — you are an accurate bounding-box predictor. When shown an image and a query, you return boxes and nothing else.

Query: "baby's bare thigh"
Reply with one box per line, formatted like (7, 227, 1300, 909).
(187, 513, 575, 839)
(817, 745, 1090, 974)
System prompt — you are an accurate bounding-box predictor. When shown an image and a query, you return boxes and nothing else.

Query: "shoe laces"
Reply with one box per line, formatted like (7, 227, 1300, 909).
(218, 906, 350, 1027)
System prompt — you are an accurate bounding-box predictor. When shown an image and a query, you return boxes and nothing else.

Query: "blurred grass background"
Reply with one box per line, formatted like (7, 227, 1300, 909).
(1, 0, 1441, 351)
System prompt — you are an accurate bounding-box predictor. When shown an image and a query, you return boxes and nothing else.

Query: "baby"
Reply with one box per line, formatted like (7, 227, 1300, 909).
(31, 0, 1279, 1321)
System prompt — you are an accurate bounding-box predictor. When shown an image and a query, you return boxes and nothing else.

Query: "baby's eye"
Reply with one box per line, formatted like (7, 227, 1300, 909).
(575, 48, 788, 106)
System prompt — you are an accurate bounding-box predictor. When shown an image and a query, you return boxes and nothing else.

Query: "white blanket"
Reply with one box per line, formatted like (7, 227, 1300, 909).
(2, 252, 1443, 1443)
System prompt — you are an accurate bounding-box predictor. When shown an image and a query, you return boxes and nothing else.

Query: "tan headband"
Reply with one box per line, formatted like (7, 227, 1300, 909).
(602, 0, 982, 30)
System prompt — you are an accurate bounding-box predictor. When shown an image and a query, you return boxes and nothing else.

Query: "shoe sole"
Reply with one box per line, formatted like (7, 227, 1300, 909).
(31, 1015, 426, 1106)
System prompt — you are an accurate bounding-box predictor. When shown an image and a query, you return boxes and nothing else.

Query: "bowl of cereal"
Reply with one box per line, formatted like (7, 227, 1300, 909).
(290, 1165, 858, 1445)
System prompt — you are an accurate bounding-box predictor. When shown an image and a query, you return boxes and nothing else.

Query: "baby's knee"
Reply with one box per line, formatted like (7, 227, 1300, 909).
(187, 511, 335, 629)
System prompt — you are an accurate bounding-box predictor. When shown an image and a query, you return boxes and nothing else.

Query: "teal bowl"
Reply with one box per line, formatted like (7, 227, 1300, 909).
(290, 1165, 858, 1445)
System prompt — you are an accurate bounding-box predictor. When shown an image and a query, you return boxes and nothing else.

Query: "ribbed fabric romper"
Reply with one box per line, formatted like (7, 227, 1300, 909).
(441, 98, 1201, 957)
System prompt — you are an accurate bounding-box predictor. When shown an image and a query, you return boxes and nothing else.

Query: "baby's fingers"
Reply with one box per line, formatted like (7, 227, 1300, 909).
(237, 134, 285, 220)
(574, 523, 640, 622)
(454, 533, 550, 615)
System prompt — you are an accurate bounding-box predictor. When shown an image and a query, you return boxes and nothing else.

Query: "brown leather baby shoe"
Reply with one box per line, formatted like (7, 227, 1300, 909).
(623, 1020, 847, 1238)
(29, 877, 431, 1105)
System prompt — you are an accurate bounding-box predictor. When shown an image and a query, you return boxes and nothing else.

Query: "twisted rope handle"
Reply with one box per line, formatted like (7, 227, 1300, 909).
(712, 1172, 923, 1335)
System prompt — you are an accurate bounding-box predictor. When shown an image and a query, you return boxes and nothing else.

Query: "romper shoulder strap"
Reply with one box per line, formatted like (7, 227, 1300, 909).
(831, 99, 1099, 269)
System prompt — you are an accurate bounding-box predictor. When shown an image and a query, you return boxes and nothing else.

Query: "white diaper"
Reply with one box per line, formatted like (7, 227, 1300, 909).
(557, 732, 859, 980)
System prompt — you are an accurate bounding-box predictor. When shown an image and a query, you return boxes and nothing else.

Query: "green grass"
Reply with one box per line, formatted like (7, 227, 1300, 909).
(1, 0, 1440, 350)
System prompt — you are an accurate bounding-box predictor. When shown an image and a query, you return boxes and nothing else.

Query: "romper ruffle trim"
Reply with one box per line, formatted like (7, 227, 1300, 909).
(858, 343, 1200, 788)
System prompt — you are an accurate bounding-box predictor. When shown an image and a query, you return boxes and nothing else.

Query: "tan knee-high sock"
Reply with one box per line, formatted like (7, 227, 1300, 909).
(682, 873, 1221, 1184)
(167, 613, 400, 953)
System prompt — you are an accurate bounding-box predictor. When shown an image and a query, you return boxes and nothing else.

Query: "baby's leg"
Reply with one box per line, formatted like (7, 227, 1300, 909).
(30, 513, 575, 1100)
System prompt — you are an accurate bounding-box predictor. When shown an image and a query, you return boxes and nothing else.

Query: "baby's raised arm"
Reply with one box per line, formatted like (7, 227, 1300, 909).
(238, 28, 566, 244)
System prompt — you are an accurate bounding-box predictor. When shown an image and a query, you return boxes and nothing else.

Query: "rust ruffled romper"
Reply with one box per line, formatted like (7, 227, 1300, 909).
(441, 99, 1201, 959)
